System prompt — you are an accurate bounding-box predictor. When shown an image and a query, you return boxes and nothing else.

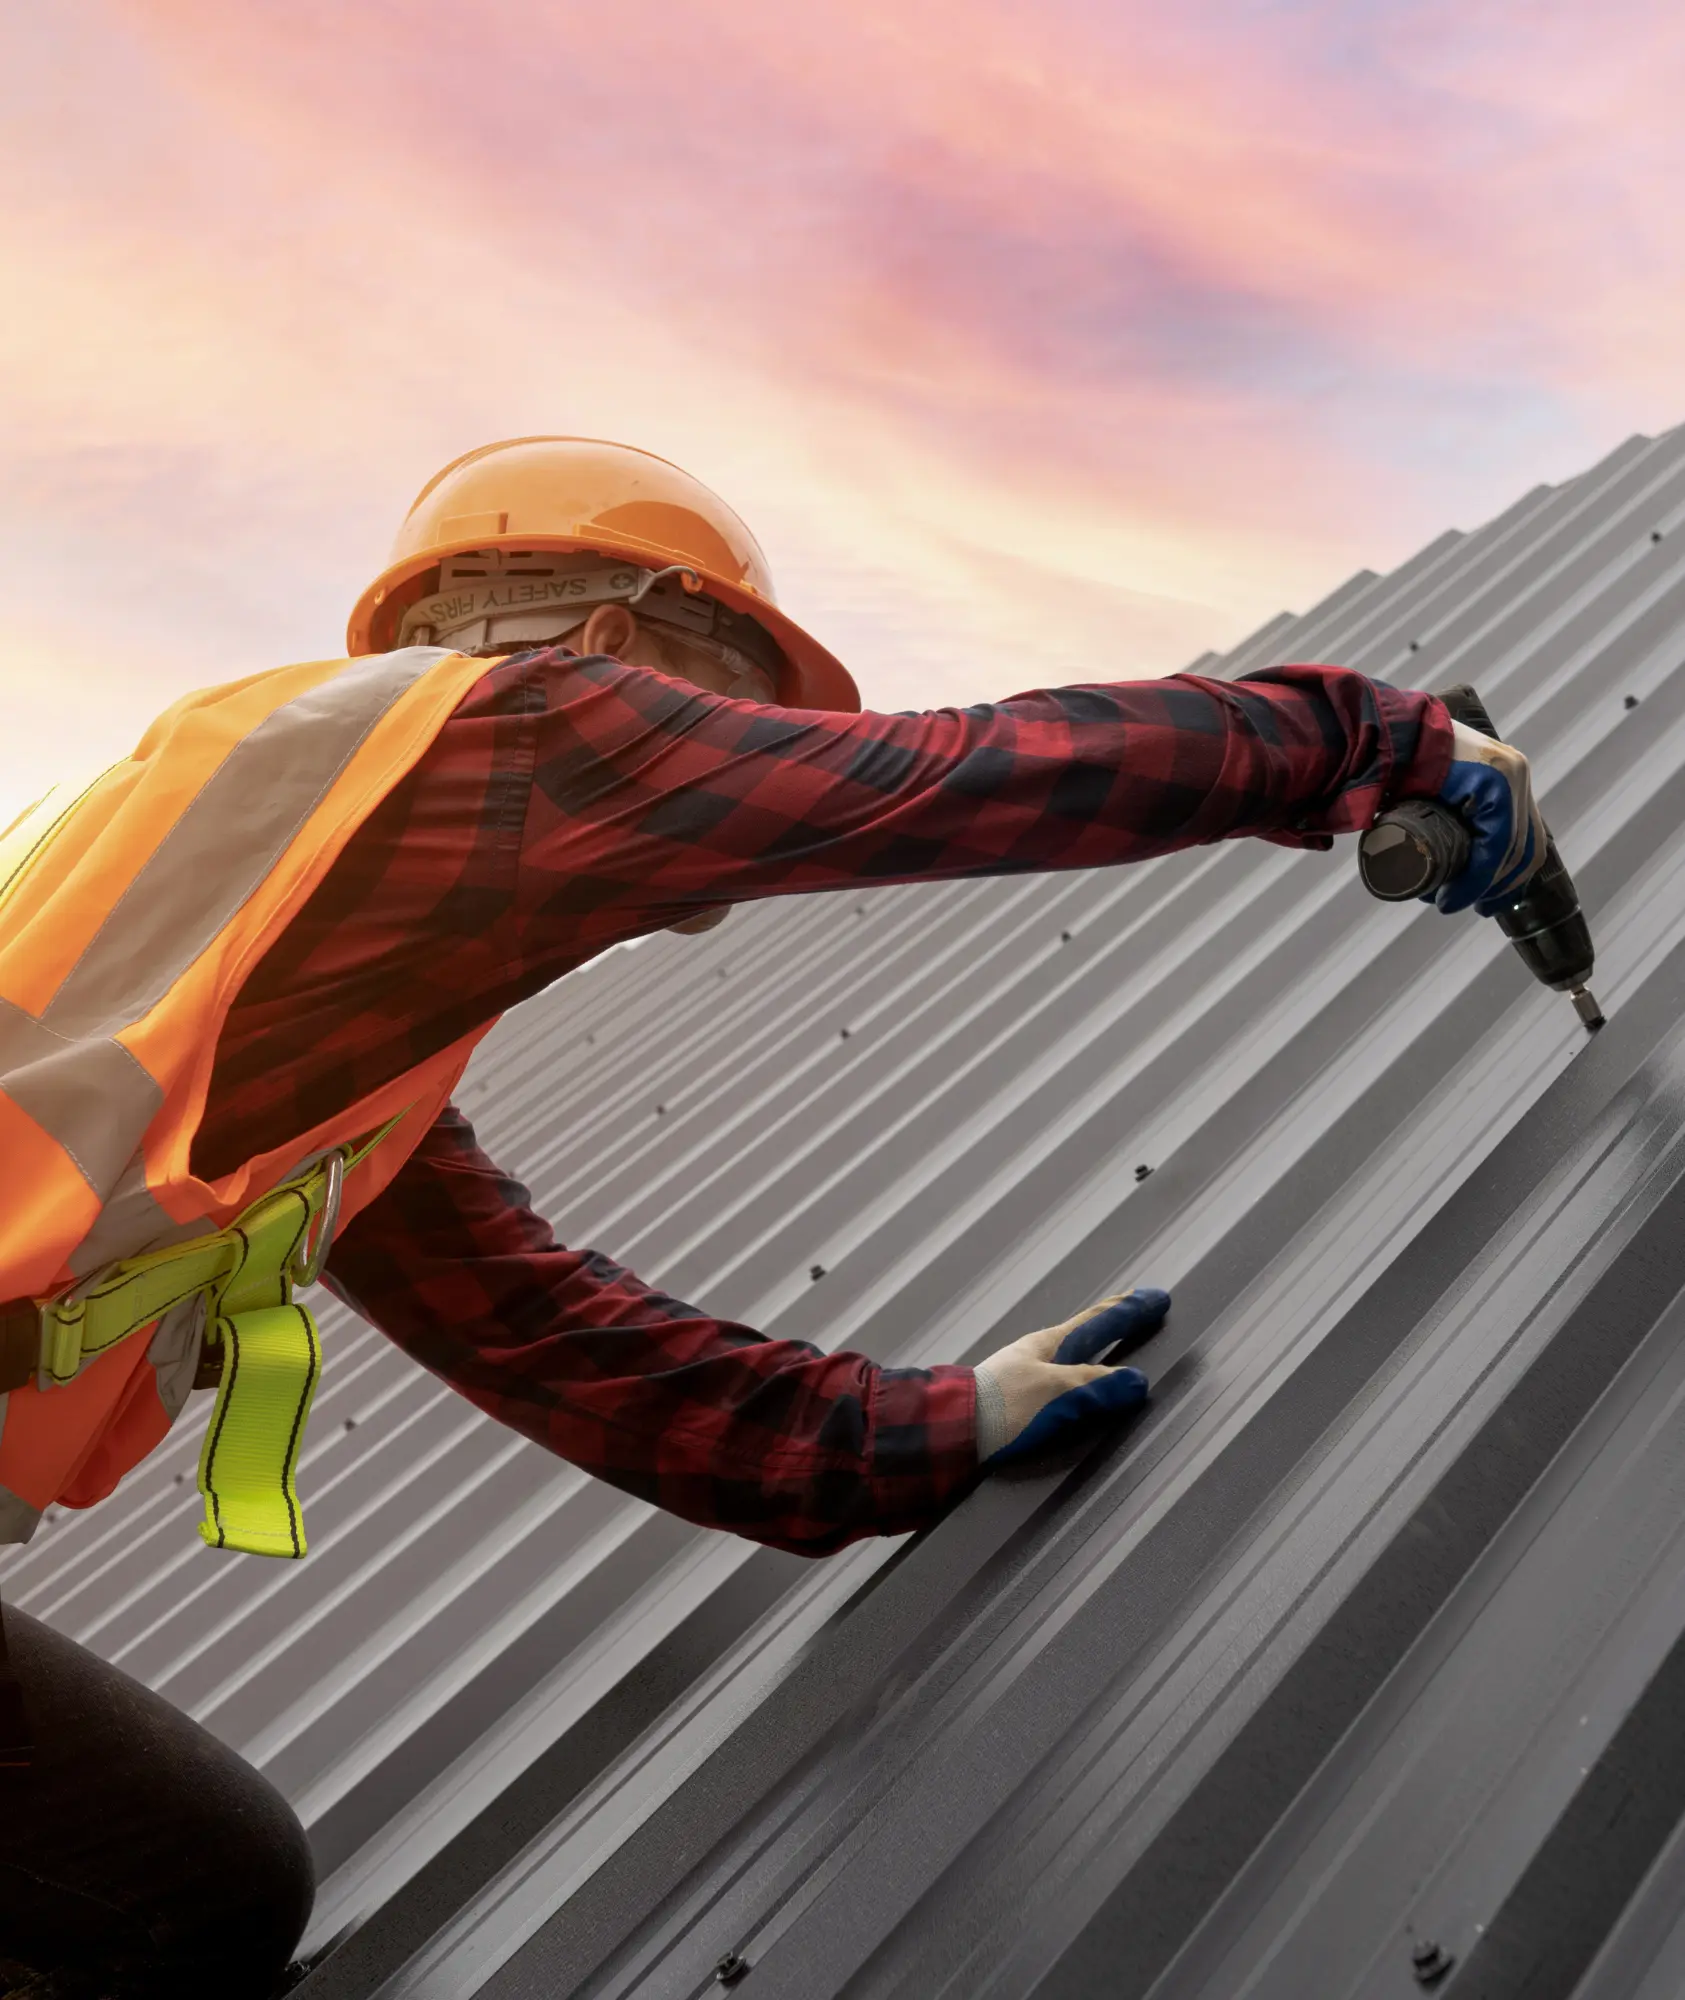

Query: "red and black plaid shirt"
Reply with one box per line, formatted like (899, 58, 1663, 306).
(194, 650, 1451, 1555)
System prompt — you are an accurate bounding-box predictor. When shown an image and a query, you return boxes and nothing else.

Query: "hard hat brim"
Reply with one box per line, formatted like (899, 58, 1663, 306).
(348, 534, 861, 714)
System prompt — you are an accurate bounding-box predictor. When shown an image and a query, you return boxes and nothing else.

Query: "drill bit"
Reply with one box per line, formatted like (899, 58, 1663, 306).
(1570, 985, 1604, 1031)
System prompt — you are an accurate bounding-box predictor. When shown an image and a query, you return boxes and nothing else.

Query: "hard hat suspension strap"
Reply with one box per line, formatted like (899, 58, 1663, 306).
(395, 550, 785, 691)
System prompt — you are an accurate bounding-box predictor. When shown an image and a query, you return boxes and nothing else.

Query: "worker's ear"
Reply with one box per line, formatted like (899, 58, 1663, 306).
(579, 603, 637, 658)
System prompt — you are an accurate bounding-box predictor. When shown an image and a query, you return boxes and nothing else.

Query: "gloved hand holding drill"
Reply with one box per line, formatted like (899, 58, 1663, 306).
(1360, 683, 1600, 1023)
(1431, 717, 1550, 914)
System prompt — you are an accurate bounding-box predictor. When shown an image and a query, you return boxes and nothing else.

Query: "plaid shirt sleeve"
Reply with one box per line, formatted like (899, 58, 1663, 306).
(202, 650, 1452, 1553)
(491, 653, 1450, 932)
(323, 1103, 979, 1557)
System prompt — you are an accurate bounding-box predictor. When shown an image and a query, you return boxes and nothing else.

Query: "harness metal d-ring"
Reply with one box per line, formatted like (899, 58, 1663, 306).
(292, 1151, 345, 1289)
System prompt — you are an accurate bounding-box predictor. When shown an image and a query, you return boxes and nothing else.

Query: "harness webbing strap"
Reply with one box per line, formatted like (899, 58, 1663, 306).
(198, 1304, 323, 1559)
(39, 1234, 240, 1387)
(31, 1115, 403, 1390)
(186, 1116, 403, 1558)
(5, 1111, 407, 1558)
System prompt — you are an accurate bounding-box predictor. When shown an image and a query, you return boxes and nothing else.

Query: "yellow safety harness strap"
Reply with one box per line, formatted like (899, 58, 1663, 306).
(8, 1111, 407, 1558)
(37, 1234, 239, 1387)
(197, 1304, 323, 1559)
(32, 1115, 403, 1388)
(191, 1115, 403, 1558)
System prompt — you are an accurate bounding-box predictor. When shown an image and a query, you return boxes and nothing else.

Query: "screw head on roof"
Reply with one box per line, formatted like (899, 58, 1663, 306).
(810, 1264, 826, 1282)
(1411, 1940, 1455, 1987)
(715, 1950, 750, 1985)
(1408, 640, 1421, 652)
(1134, 1164, 1153, 1182)
(1061, 930, 1073, 942)
(1625, 694, 1640, 709)
(1653, 530, 1665, 543)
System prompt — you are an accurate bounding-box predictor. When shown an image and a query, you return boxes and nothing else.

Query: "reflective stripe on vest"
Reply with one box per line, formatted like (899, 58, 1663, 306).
(0, 646, 505, 1549)
(1, 648, 456, 1242)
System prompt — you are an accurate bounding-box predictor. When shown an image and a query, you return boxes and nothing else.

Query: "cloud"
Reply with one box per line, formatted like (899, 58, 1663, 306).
(2, 0, 1682, 817)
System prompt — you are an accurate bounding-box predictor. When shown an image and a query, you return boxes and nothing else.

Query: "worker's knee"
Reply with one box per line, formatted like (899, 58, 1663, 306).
(182, 1757, 316, 1981)
(0, 1604, 315, 1996)
(71, 1759, 314, 1999)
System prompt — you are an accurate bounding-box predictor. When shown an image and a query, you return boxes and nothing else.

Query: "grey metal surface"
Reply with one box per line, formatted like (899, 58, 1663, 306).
(8, 419, 1685, 1998)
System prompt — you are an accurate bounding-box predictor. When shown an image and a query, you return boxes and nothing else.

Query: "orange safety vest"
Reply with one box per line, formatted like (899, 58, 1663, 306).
(0, 646, 502, 1551)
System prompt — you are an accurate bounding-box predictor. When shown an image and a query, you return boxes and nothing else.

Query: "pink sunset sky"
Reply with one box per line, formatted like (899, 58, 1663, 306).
(3, 0, 1683, 818)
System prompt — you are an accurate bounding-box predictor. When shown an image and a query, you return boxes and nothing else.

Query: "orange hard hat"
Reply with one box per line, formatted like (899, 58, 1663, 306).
(348, 436, 861, 712)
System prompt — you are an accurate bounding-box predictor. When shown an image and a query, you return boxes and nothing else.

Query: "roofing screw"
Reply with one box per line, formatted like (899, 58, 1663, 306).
(1625, 694, 1640, 709)
(1653, 530, 1665, 542)
(343, 1418, 356, 1432)
(1412, 1940, 1455, 1987)
(715, 1950, 750, 1985)
(810, 1264, 826, 1282)
(839, 1027, 851, 1039)
(1061, 930, 1073, 942)
(1134, 1164, 1153, 1182)
(1408, 640, 1421, 652)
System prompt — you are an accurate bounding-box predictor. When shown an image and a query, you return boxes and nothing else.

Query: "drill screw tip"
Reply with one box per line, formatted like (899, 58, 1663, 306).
(1571, 987, 1605, 1031)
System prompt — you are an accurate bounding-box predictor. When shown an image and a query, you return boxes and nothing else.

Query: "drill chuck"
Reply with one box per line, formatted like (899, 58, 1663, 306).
(1357, 683, 1602, 1031)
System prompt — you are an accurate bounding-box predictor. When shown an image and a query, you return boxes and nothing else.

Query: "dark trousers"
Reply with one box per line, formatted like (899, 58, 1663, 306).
(0, 1604, 313, 1999)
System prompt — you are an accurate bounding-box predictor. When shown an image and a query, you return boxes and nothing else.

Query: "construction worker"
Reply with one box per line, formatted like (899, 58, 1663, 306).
(0, 438, 1543, 1998)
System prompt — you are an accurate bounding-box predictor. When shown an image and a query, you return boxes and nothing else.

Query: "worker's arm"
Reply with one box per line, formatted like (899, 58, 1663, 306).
(492, 651, 1454, 932)
(323, 1105, 979, 1557)
(197, 651, 1452, 1171)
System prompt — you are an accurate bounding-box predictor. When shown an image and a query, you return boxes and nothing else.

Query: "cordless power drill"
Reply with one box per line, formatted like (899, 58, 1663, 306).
(1357, 683, 1604, 1032)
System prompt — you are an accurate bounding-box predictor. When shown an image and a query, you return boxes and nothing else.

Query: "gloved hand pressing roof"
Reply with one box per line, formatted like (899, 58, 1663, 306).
(975, 1288, 1167, 1468)
(1433, 718, 1550, 916)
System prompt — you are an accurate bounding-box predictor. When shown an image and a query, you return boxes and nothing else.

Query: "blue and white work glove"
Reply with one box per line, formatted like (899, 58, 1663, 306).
(1433, 718, 1549, 916)
(974, 1288, 1168, 1467)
